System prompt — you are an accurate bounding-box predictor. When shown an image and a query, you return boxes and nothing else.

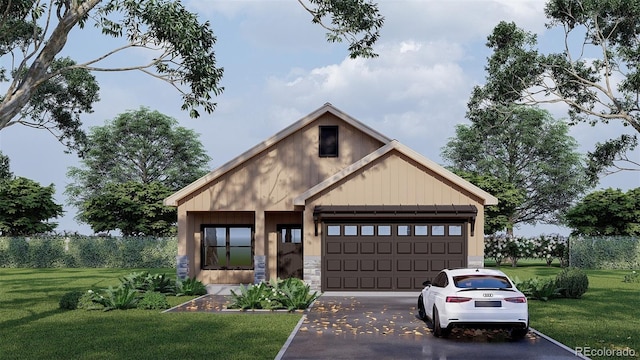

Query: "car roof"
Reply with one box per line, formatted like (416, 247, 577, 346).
(444, 268, 508, 277)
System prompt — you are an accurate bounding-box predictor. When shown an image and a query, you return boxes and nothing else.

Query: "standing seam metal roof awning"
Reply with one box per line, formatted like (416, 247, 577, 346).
(312, 205, 478, 236)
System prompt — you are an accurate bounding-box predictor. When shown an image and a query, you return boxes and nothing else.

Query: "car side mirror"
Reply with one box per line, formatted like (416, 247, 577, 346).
(423, 280, 432, 286)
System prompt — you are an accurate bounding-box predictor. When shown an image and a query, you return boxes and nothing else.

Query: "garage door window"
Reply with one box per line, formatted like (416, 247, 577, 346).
(327, 225, 341, 236)
(398, 225, 411, 236)
(432, 225, 445, 236)
(414, 225, 428, 236)
(344, 225, 358, 236)
(361, 225, 374, 236)
(449, 225, 463, 236)
(378, 225, 391, 236)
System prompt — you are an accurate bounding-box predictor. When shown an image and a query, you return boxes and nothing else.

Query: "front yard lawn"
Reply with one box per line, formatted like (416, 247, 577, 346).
(490, 260, 640, 360)
(0, 268, 301, 360)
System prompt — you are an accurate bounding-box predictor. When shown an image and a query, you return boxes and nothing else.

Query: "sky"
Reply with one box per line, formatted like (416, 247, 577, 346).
(0, 0, 638, 237)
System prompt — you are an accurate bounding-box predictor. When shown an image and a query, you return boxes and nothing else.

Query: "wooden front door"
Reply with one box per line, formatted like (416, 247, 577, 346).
(277, 225, 303, 279)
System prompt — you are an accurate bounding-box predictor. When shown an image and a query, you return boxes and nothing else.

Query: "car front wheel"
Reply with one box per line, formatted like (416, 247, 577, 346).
(417, 295, 426, 320)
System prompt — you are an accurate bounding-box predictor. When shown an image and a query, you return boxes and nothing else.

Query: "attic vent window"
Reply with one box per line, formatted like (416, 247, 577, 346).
(319, 126, 339, 157)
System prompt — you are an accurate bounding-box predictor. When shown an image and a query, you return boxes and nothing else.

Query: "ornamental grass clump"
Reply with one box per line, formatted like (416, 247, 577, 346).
(555, 267, 589, 299)
(227, 278, 321, 311)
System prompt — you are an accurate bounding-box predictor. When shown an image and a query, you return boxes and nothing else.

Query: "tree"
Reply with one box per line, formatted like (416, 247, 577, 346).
(474, 0, 640, 178)
(442, 105, 591, 234)
(66, 107, 210, 235)
(0, 0, 383, 151)
(453, 171, 525, 235)
(564, 188, 640, 236)
(0, 177, 64, 236)
(79, 181, 176, 236)
(0, 151, 11, 181)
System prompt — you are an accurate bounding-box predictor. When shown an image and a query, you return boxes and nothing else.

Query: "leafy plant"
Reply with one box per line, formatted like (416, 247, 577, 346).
(119, 272, 175, 294)
(514, 276, 561, 301)
(227, 278, 321, 311)
(176, 277, 207, 296)
(228, 282, 271, 310)
(555, 267, 589, 299)
(59, 291, 83, 310)
(90, 285, 140, 311)
(77, 290, 104, 310)
(137, 292, 170, 310)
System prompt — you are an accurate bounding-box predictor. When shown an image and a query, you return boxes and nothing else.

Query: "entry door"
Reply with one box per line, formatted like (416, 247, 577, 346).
(277, 225, 303, 279)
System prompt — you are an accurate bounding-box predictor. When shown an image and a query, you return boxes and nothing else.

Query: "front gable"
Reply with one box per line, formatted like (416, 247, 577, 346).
(166, 104, 389, 211)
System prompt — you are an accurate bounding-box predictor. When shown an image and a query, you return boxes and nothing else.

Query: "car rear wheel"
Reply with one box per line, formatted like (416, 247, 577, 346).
(432, 307, 450, 337)
(417, 295, 426, 320)
(510, 326, 528, 340)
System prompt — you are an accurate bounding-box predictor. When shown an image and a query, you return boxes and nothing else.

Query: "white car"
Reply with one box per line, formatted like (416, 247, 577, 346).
(417, 268, 529, 338)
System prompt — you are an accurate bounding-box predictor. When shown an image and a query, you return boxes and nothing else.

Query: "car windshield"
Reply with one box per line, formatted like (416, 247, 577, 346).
(453, 275, 512, 289)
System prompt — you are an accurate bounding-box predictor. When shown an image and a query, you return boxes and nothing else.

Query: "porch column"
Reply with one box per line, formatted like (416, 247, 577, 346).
(254, 211, 266, 284)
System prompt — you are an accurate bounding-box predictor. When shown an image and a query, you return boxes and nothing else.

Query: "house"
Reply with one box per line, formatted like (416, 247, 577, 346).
(164, 103, 498, 291)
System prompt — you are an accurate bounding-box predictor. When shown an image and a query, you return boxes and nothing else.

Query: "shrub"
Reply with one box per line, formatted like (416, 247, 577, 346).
(137, 292, 170, 310)
(514, 277, 561, 301)
(91, 285, 140, 311)
(59, 291, 84, 310)
(555, 267, 589, 298)
(227, 278, 321, 311)
(623, 270, 640, 283)
(176, 278, 207, 296)
(77, 290, 104, 310)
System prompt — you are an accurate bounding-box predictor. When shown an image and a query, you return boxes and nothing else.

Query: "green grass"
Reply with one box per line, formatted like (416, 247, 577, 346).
(0, 268, 301, 360)
(489, 260, 640, 360)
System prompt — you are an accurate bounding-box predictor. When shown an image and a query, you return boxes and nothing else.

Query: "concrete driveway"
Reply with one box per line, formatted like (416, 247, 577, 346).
(275, 294, 586, 360)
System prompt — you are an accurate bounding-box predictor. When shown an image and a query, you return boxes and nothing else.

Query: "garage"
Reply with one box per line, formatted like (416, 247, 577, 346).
(315, 205, 477, 291)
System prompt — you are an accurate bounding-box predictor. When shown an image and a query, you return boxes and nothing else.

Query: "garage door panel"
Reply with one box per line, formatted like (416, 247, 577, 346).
(414, 259, 429, 271)
(326, 242, 341, 254)
(326, 259, 341, 271)
(361, 259, 375, 271)
(326, 277, 342, 289)
(396, 242, 412, 254)
(396, 259, 412, 271)
(377, 242, 392, 254)
(343, 277, 359, 289)
(377, 277, 393, 289)
(344, 259, 358, 271)
(431, 259, 446, 271)
(396, 277, 413, 289)
(377, 259, 392, 271)
(361, 242, 375, 254)
(431, 242, 446, 254)
(344, 242, 358, 254)
(414, 242, 429, 254)
(361, 277, 376, 289)
(448, 242, 463, 254)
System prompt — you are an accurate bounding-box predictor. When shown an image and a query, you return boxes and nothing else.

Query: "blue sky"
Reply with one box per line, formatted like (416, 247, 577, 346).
(0, 1, 638, 236)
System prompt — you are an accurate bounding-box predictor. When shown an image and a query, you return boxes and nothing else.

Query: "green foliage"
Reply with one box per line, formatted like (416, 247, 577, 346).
(555, 268, 589, 299)
(0, 151, 11, 181)
(564, 188, 640, 236)
(137, 291, 170, 310)
(0, 235, 177, 268)
(622, 270, 640, 283)
(66, 107, 210, 236)
(228, 278, 321, 311)
(484, 234, 568, 267)
(302, 0, 384, 59)
(443, 105, 590, 229)
(0, 177, 64, 236)
(176, 277, 208, 296)
(475, 1, 640, 175)
(569, 236, 640, 269)
(59, 291, 84, 310)
(90, 285, 140, 311)
(513, 276, 561, 301)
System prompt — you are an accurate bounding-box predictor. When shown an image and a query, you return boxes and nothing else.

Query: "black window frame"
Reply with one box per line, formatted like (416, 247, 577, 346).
(277, 224, 303, 244)
(319, 125, 339, 157)
(201, 224, 254, 270)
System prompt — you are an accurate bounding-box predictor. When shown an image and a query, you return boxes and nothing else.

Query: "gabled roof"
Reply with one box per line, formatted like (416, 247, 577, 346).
(164, 103, 391, 206)
(293, 140, 499, 206)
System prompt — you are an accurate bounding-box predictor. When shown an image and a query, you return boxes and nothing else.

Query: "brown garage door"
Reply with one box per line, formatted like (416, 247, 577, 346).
(322, 222, 467, 291)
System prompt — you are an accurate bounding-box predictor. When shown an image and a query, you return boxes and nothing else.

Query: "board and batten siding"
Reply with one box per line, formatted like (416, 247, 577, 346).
(301, 151, 487, 259)
(177, 113, 386, 212)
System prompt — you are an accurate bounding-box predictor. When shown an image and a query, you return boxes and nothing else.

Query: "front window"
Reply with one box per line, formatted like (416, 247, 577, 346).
(202, 225, 253, 270)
